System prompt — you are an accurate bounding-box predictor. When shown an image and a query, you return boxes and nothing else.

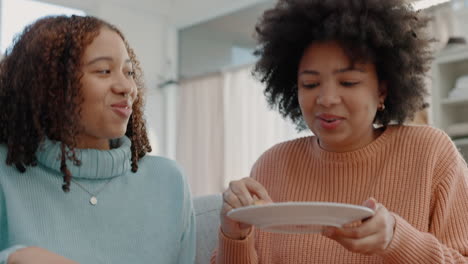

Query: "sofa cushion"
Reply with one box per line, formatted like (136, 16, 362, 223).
(193, 194, 222, 264)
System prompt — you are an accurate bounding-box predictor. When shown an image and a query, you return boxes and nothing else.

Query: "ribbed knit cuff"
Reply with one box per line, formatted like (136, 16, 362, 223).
(379, 214, 434, 263)
(216, 227, 258, 264)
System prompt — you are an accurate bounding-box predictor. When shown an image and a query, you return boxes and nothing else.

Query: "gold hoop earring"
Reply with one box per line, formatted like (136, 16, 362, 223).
(378, 103, 386, 111)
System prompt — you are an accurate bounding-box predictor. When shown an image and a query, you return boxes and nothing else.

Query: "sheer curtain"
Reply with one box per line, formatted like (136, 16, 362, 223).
(222, 66, 306, 188)
(176, 73, 225, 196)
(176, 66, 308, 196)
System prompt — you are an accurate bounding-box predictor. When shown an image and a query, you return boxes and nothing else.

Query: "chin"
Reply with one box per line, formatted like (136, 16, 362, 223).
(106, 128, 128, 139)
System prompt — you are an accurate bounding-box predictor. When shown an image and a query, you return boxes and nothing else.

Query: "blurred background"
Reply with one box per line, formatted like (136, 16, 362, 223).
(2, 0, 468, 196)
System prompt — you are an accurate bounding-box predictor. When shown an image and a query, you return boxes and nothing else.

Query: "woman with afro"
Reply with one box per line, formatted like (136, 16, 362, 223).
(0, 16, 195, 263)
(213, 0, 468, 263)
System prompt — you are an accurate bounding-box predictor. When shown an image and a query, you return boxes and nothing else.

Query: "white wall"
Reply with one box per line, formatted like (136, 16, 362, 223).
(179, 29, 257, 78)
(179, 30, 233, 78)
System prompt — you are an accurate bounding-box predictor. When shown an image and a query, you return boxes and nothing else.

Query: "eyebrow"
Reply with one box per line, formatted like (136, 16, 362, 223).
(85, 56, 132, 66)
(299, 66, 366, 76)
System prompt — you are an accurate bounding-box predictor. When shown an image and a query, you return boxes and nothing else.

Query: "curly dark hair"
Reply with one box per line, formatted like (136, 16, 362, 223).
(253, 0, 433, 129)
(0, 15, 151, 191)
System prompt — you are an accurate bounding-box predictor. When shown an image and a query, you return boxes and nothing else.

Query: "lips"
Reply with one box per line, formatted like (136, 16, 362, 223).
(111, 100, 132, 118)
(111, 100, 131, 108)
(316, 113, 345, 130)
(317, 113, 345, 122)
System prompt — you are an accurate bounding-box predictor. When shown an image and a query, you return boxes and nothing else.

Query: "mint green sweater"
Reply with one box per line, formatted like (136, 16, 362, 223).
(0, 137, 195, 264)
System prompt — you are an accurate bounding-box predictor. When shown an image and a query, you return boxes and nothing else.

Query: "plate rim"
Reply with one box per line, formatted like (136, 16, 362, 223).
(227, 201, 375, 218)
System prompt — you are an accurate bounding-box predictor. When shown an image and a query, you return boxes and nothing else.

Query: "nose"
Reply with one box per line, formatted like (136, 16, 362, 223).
(112, 72, 137, 99)
(316, 82, 341, 107)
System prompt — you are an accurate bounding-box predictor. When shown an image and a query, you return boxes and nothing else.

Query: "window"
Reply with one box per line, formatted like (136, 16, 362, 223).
(1, 0, 85, 53)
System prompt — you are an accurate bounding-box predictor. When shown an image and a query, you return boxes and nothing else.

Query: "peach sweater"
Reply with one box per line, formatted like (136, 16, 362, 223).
(212, 125, 468, 263)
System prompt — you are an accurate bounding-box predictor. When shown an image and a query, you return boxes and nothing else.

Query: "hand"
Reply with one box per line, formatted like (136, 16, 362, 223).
(8, 247, 79, 264)
(221, 177, 273, 240)
(322, 198, 396, 255)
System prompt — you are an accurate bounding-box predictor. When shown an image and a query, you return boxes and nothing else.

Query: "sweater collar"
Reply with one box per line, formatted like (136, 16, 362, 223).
(310, 126, 394, 162)
(36, 137, 131, 179)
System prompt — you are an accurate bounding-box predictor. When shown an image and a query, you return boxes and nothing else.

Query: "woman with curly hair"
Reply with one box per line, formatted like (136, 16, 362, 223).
(0, 15, 195, 263)
(213, 0, 468, 263)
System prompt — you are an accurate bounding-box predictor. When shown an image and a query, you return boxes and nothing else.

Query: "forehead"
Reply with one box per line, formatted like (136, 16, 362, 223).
(82, 27, 129, 61)
(301, 42, 350, 65)
(299, 41, 375, 72)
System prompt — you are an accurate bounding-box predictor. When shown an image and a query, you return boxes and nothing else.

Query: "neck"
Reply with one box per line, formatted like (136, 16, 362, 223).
(318, 127, 384, 152)
(75, 136, 110, 150)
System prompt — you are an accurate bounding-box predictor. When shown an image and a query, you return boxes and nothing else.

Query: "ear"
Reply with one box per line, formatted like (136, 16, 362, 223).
(378, 81, 388, 102)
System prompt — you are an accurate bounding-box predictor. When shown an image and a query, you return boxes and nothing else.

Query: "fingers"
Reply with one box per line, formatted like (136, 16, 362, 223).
(329, 222, 377, 239)
(220, 177, 271, 240)
(230, 180, 255, 206)
(220, 198, 234, 215)
(331, 203, 383, 239)
(323, 199, 396, 255)
(241, 177, 273, 203)
(362, 197, 377, 211)
(223, 177, 272, 210)
(223, 189, 244, 209)
(327, 232, 386, 255)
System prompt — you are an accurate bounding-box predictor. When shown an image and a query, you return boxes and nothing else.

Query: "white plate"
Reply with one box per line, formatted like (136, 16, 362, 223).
(227, 202, 374, 234)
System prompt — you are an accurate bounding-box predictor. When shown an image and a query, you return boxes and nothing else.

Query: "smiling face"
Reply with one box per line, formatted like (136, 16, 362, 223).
(77, 27, 137, 150)
(297, 41, 387, 152)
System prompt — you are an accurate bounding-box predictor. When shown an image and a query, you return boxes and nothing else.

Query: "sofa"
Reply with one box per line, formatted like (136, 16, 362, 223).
(193, 194, 222, 264)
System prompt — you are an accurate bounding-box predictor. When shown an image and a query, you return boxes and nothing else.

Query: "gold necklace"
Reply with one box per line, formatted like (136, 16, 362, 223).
(71, 177, 116, 206)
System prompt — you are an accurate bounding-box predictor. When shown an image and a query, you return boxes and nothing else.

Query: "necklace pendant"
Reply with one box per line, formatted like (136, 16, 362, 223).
(90, 196, 98, 206)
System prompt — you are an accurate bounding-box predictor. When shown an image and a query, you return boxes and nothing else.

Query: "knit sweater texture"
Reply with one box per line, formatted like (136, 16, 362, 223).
(213, 125, 468, 263)
(0, 136, 195, 264)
